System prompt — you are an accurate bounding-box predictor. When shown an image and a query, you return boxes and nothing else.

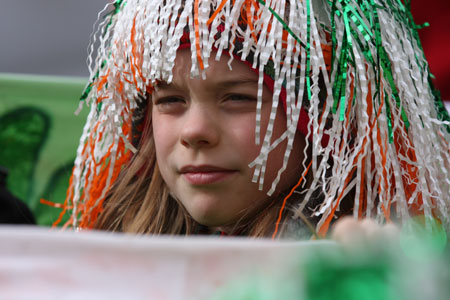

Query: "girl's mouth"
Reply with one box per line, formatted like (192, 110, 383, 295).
(179, 165, 237, 185)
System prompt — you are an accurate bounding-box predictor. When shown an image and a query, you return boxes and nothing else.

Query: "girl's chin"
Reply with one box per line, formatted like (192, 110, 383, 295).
(192, 214, 236, 228)
(188, 208, 239, 228)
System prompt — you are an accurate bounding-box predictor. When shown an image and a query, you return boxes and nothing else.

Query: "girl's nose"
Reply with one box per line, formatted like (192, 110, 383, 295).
(180, 105, 220, 148)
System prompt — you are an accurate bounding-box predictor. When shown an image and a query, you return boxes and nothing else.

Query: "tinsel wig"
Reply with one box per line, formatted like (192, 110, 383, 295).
(59, 0, 450, 236)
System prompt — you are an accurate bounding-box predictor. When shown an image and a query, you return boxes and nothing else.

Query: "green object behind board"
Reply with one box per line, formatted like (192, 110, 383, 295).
(0, 73, 88, 226)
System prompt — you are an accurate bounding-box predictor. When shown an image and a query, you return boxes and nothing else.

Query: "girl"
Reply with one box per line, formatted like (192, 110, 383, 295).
(59, 0, 450, 238)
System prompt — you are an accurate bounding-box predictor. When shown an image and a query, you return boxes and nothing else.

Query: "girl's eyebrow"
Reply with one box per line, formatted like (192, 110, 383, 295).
(154, 81, 179, 90)
(215, 78, 259, 89)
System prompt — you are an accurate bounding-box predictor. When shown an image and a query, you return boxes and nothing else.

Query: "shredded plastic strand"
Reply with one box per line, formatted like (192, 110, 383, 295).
(63, 0, 450, 234)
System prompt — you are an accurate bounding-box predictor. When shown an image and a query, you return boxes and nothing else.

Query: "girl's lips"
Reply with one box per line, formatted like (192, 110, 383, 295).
(182, 171, 236, 185)
(179, 165, 237, 185)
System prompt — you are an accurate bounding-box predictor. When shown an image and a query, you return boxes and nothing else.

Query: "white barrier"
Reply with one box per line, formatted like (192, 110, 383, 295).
(1, 226, 448, 300)
(0, 226, 335, 300)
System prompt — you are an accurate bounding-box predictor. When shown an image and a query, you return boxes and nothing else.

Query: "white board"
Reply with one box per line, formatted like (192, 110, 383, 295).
(0, 226, 335, 300)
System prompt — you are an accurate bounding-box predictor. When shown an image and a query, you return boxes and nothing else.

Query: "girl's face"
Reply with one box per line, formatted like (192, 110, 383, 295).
(152, 50, 306, 230)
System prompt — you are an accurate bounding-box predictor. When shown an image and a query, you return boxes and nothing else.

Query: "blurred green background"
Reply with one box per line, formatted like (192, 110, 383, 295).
(0, 73, 88, 226)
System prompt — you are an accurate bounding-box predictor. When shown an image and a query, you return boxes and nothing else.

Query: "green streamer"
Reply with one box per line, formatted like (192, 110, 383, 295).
(306, 0, 312, 101)
(383, 89, 394, 143)
(257, 0, 306, 49)
(97, 102, 103, 115)
(339, 6, 353, 121)
(415, 22, 429, 30)
(369, 1, 396, 135)
(368, 0, 384, 123)
(81, 1, 125, 105)
(105, 0, 126, 33)
(80, 60, 105, 102)
(327, 0, 418, 140)
(329, 0, 339, 72)
(331, 1, 354, 120)
(80, 83, 93, 102)
(346, 5, 373, 42)
(394, 0, 406, 12)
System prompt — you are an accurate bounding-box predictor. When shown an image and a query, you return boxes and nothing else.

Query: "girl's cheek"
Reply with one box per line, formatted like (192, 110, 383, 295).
(152, 115, 175, 157)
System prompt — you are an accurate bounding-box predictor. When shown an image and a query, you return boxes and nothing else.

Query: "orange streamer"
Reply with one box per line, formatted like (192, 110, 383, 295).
(207, 0, 229, 25)
(272, 160, 312, 239)
(318, 84, 386, 236)
(194, 0, 205, 70)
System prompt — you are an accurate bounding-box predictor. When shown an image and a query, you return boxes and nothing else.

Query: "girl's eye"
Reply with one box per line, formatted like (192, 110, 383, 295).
(225, 94, 256, 102)
(222, 94, 257, 112)
(154, 96, 185, 105)
(154, 96, 186, 113)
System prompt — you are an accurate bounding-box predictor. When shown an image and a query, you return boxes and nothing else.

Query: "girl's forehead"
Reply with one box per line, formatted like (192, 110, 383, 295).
(165, 50, 259, 85)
